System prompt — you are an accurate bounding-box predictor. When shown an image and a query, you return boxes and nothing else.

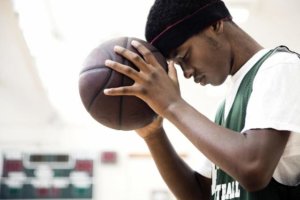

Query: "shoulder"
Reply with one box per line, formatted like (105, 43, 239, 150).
(259, 49, 300, 72)
(254, 49, 300, 88)
(244, 48, 300, 132)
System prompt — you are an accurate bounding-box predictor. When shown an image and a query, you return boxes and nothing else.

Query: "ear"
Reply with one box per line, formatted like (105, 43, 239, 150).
(210, 20, 224, 34)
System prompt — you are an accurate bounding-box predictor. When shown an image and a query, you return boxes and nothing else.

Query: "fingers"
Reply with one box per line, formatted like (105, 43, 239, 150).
(105, 59, 142, 82)
(102, 61, 145, 96)
(154, 115, 164, 124)
(168, 61, 180, 89)
(168, 61, 178, 82)
(135, 115, 164, 138)
(130, 40, 161, 67)
(104, 85, 133, 96)
(113, 40, 165, 73)
(113, 45, 149, 72)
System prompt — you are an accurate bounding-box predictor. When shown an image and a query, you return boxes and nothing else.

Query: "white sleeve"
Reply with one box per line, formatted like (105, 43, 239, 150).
(243, 52, 300, 133)
(195, 156, 212, 179)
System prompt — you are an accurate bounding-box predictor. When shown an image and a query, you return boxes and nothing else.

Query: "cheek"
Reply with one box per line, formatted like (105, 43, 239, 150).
(203, 54, 231, 85)
(210, 44, 231, 72)
(191, 45, 231, 74)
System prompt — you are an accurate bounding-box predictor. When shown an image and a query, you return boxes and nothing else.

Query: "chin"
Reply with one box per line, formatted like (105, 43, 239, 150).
(210, 83, 220, 86)
(214, 77, 228, 86)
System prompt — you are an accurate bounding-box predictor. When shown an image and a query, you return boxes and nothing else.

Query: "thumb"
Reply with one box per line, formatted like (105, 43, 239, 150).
(168, 61, 180, 92)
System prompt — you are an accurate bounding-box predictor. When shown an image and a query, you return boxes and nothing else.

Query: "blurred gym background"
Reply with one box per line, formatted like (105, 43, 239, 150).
(1, 0, 300, 199)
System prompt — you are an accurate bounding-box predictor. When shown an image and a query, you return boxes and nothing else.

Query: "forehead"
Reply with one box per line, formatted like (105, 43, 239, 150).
(168, 40, 190, 59)
(168, 48, 179, 60)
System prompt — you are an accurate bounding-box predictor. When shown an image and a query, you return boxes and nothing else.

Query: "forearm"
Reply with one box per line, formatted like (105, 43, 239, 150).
(163, 99, 239, 168)
(163, 99, 289, 191)
(143, 127, 209, 200)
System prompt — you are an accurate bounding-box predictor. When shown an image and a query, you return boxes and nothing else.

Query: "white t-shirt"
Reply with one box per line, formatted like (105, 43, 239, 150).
(198, 48, 300, 186)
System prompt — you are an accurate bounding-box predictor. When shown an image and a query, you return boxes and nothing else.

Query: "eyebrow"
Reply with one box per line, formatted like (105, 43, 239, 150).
(167, 49, 178, 59)
(168, 49, 179, 59)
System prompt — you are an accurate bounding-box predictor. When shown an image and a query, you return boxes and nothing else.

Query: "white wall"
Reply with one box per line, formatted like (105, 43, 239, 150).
(0, 0, 63, 149)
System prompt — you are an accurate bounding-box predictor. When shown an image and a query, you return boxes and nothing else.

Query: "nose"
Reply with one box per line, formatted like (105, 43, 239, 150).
(183, 68, 193, 79)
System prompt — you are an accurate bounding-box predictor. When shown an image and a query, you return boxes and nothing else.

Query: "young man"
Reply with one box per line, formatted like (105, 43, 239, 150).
(104, 0, 300, 199)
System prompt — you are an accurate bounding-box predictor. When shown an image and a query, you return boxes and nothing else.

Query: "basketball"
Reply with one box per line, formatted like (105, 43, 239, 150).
(78, 37, 168, 130)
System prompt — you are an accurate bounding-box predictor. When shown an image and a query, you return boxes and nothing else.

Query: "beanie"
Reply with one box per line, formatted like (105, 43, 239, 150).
(145, 0, 231, 57)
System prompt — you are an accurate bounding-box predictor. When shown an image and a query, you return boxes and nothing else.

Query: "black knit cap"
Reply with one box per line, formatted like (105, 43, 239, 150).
(145, 0, 231, 57)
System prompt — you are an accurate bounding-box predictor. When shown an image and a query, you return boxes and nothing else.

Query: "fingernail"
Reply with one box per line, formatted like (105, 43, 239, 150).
(131, 40, 139, 46)
(105, 59, 113, 66)
(114, 45, 124, 52)
(103, 89, 110, 94)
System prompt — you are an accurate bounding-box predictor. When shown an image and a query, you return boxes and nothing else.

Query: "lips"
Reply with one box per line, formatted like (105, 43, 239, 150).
(194, 75, 206, 85)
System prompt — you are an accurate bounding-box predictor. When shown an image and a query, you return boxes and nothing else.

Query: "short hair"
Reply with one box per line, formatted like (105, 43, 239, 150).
(145, 0, 231, 57)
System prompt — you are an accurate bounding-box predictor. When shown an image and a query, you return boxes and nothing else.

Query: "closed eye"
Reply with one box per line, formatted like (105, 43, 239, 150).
(172, 48, 190, 68)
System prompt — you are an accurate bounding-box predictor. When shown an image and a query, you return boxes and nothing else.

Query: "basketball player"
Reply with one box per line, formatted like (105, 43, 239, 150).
(104, 0, 300, 199)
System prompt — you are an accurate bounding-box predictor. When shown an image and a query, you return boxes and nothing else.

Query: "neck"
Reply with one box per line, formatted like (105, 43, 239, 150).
(227, 22, 263, 75)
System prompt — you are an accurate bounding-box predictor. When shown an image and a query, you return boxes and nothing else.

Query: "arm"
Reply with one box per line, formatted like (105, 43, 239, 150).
(136, 117, 211, 200)
(104, 41, 290, 191)
(165, 99, 290, 191)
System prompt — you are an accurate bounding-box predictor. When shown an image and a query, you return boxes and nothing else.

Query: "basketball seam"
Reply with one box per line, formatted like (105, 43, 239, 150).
(118, 38, 130, 129)
(79, 66, 106, 74)
(79, 37, 165, 130)
(86, 67, 113, 111)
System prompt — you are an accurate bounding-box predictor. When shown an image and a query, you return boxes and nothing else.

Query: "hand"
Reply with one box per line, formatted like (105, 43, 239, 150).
(135, 116, 164, 139)
(104, 40, 182, 117)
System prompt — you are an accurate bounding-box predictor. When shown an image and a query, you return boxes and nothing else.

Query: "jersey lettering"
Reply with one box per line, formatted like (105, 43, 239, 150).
(213, 181, 241, 200)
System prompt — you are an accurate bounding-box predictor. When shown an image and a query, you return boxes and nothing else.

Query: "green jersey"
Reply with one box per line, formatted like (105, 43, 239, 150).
(211, 47, 300, 200)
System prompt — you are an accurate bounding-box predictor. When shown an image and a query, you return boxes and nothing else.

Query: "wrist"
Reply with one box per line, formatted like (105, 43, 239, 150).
(135, 116, 164, 139)
(163, 98, 187, 120)
(141, 126, 165, 140)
